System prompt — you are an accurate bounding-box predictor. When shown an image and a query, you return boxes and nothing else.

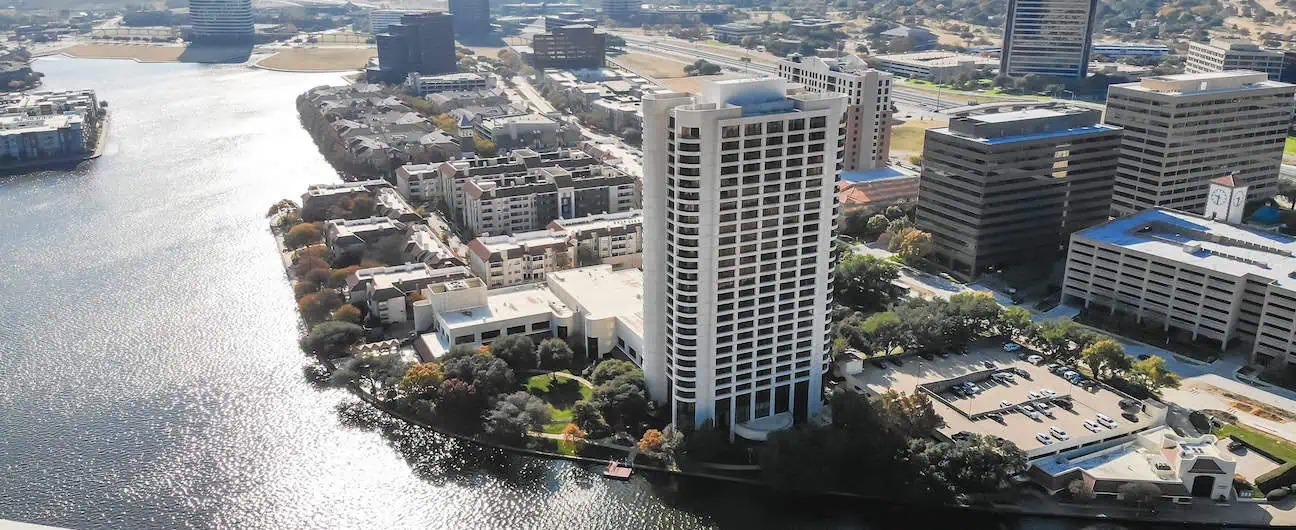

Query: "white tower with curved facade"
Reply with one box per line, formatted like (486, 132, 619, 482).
(641, 78, 845, 440)
(189, 0, 254, 42)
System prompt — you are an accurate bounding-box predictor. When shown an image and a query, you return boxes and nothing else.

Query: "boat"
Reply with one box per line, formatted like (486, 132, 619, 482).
(603, 459, 632, 480)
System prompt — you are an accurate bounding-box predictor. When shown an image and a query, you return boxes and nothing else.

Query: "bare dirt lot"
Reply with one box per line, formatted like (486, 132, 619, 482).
(612, 51, 692, 78)
(59, 44, 186, 62)
(257, 47, 377, 72)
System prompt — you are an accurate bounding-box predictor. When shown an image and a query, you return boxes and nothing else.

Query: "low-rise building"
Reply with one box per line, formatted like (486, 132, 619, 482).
(466, 210, 644, 286)
(712, 22, 761, 44)
(529, 24, 607, 70)
(879, 25, 936, 50)
(422, 88, 510, 114)
(1187, 39, 1285, 81)
(403, 224, 462, 268)
(544, 12, 598, 31)
(546, 265, 645, 363)
(872, 51, 998, 82)
(0, 89, 102, 162)
(1062, 207, 1296, 368)
(300, 179, 390, 216)
(1090, 42, 1169, 58)
(428, 148, 600, 221)
(325, 216, 404, 261)
(412, 280, 575, 358)
(462, 165, 637, 236)
(345, 263, 474, 324)
(395, 163, 441, 204)
(837, 166, 919, 213)
(547, 209, 644, 270)
(405, 72, 497, 96)
(477, 112, 562, 150)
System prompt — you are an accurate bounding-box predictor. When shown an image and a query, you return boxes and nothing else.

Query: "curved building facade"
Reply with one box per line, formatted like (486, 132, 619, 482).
(189, 0, 254, 41)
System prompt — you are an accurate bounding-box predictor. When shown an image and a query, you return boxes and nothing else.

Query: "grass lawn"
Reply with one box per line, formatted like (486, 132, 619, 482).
(1216, 423, 1296, 463)
(889, 119, 948, 158)
(527, 372, 593, 433)
(1285, 137, 1296, 156)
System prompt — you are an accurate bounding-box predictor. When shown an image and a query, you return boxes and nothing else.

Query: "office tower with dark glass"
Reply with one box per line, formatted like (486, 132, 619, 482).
(188, 0, 254, 42)
(449, 0, 491, 37)
(915, 106, 1121, 280)
(999, 0, 1098, 78)
(1104, 71, 1296, 216)
(374, 12, 458, 83)
(640, 78, 845, 440)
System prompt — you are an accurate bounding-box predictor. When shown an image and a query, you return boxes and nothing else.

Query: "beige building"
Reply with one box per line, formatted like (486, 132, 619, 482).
(1062, 207, 1296, 367)
(777, 54, 892, 171)
(465, 210, 644, 287)
(1104, 71, 1296, 216)
(1186, 40, 1285, 81)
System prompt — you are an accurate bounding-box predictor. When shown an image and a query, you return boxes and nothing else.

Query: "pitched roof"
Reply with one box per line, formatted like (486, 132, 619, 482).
(1211, 175, 1237, 187)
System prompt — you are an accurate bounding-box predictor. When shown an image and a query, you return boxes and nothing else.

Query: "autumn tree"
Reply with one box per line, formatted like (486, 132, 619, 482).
(398, 362, 445, 398)
(889, 227, 933, 263)
(638, 429, 664, 452)
(332, 303, 363, 324)
(327, 265, 363, 288)
(285, 222, 324, 249)
(298, 290, 343, 322)
(562, 423, 587, 451)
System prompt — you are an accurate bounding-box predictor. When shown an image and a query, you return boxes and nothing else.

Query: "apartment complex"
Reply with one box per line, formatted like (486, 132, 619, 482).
(449, 0, 491, 36)
(416, 148, 599, 221)
(601, 0, 640, 20)
(405, 73, 496, 96)
(467, 210, 644, 286)
(373, 12, 457, 83)
(641, 78, 845, 439)
(1103, 71, 1296, 216)
(188, 0, 253, 42)
(916, 106, 1122, 280)
(999, 0, 1099, 78)
(0, 89, 103, 162)
(1186, 40, 1284, 81)
(346, 263, 474, 325)
(1062, 208, 1296, 367)
(528, 24, 607, 70)
(777, 54, 891, 171)
(462, 164, 637, 236)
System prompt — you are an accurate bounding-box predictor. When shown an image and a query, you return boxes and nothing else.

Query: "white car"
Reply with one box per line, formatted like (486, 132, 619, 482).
(1040, 388, 1057, 397)
(1026, 391, 1042, 400)
(1000, 400, 1013, 408)
(1083, 420, 1102, 432)
(1036, 433, 1054, 445)
(1026, 355, 1043, 364)
(1097, 413, 1118, 428)
(1019, 403, 1036, 412)
(1003, 342, 1023, 352)
(1050, 426, 1070, 440)
(1026, 410, 1042, 420)
(1036, 401, 1051, 411)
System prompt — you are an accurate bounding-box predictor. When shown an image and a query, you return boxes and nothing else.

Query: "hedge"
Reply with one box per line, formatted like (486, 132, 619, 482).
(1257, 462, 1296, 493)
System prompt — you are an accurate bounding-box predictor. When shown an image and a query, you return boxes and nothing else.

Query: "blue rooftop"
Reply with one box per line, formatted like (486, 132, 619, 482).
(840, 166, 914, 183)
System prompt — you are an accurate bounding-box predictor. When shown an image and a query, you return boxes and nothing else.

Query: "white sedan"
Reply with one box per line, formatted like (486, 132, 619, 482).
(1050, 426, 1070, 440)
(1083, 420, 1102, 432)
(1036, 433, 1054, 445)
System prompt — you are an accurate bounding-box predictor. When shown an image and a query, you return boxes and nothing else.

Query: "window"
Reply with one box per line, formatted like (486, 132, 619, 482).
(481, 329, 500, 340)
(531, 321, 548, 331)
(507, 325, 526, 334)
(454, 334, 475, 345)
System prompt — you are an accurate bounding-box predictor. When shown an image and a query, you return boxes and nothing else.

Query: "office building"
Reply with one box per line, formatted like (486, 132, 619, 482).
(449, 0, 491, 36)
(374, 12, 457, 83)
(369, 9, 424, 35)
(999, 0, 1099, 78)
(545, 12, 599, 31)
(641, 78, 846, 439)
(1103, 71, 1296, 216)
(872, 51, 998, 83)
(188, 0, 253, 42)
(1186, 40, 1284, 81)
(529, 24, 607, 70)
(461, 165, 637, 236)
(1090, 42, 1169, 58)
(712, 23, 762, 44)
(879, 25, 937, 50)
(916, 106, 1122, 279)
(405, 73, 497, 96)
(778, 54, 892, 171)
(601, 0, 640, 20)
(1062, 207, 1296, 367)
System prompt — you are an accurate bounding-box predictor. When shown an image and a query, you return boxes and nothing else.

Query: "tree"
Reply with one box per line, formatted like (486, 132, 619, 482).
(884, 205, 905, 220)
(327, 265, 363, 288)
(373, 234, 407, 266)
(571, 400, 609, 436)
(301, 321, 365, 356)
(330, 352, 408, 398)
(293, 281, 319, 300)
(266, 198, 299, 217)
(298, 290, 343, 323)
(436, 378, 482, 428)
(590, 359, 640, 385)
(332, 303, 363, 324)
(561, 423, 587, 451)
(891, 228, 933, 263)
(1000, 306, 1034, 340)
(835, 253, 904, 312)
(865, 213, 890, 237)
(1131, 356, 1181, 391)
(293, 256, 330, 281)
(895, 298, 950, 354)
(284, 222, 323, 249)
(473, 135, 497, 157)
(489, 335, 538, 372)
(442, 351, 516, 398)
(1081, 339, 1131, 380)
(592, 370, 650, 430)
(1068, 479, 1095, 503)
(859, 311, 905, 355)
(945, 292, 1002, 347)
(1033, 319, 1079, 362)
(638, 428, 664, 452)
(351, 196, 376, 218)
(906, 434, 1027, 497)
(537, 338, 574, 369)
(683, 421, 727, 462)
(993, 75, 1014, 89)
(1118, 482, 1162, 510)
(398, 362, 445, 398)
(484, 391, 553, 445)
(875, 389, 944, 438)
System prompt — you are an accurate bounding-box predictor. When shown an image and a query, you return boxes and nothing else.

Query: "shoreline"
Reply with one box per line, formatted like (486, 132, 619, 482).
(0, 110, 109, 175)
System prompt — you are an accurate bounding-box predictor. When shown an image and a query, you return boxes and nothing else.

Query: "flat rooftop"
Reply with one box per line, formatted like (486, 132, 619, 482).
(1075, 208, 1296, 289)
(843, 339, 1161, 458)
(547, 266, 644, 323)
(1116, 70, 1293, 95)
(439, 285, 571, 330)
(840, 165, 917, 184)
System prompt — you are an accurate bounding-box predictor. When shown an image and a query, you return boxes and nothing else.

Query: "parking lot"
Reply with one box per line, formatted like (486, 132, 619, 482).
(842, 339, 1166, 458)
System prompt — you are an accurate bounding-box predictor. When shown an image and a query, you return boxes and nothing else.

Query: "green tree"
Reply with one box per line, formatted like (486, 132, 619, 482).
(537, 338, 574, 369)
(284, 222, 324, 249)
(330, 352, 408, 398)
(590, 364, 650, 431)
(875, 389, 944, 438)
(1081, 339, 1131, 380)
(864, 213, 890, 238)
(436, 378, 482, 429)
(571, 399, 609, 436)
(895, 298, 950, 354)
(944, 292, 1002, 347)
(489, 335, 538, 372)
(1118, 482, 1162, 510)
(884, 205, 905, 220)
(835, 253, 904, 312)
(590, 359, 640, 385)
(484, 391, 553, 445)
(443, 351, 516, 398)
(301, 321, 365, 356)
(1000, 306, 1034, 340)
(860, 311, 905, 355)
(1033, 319, 1079, 362)
(1131, 356, 1180, 391)
(906, 434, 1027, 497)
(398, 362, 445, 398)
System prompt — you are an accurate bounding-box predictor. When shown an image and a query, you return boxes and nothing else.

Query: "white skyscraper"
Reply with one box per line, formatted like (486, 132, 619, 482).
(189, 0, 254, 42)
(641, 78, 846, 440)
(777, 54, 892, 171)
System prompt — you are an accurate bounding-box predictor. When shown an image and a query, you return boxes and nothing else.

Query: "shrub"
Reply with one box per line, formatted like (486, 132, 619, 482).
(293, 281, 319, 300)
(333, 304, 363, 324)
(285, 222, 323, 249)
(1267, 486, 1290, 501)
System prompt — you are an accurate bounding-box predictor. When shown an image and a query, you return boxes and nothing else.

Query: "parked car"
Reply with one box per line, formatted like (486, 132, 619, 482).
(1000, 400, 1013, 408)
(1026, 410, 1042, 420)
(938, 351, 951, 358)
(983, 360, 996, 369)
(1019, 403, 1036, 412)
(1003, 342, 1023, 352)
(1036, 401, 1051, 411)
(1050, 426, 1070, 440)
(1011, 367, 1031, 379)
(1027, 355, 1044, 365)
(1046, 363, 1062, 373)
(1083, 420, 1101, 432)
(1053, 399, 1073, 410)
(951, 431, 972, 441)
(986, 412, 1004, 423)
(1026, 391, 1042, 400)
(1228, 439, 1245, 451)
(1017, 352, 1029, 360)
(1096, 413, 1118, 428)
(1040, 388, 1057, 397)
(1036, 433, 1054, 445)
